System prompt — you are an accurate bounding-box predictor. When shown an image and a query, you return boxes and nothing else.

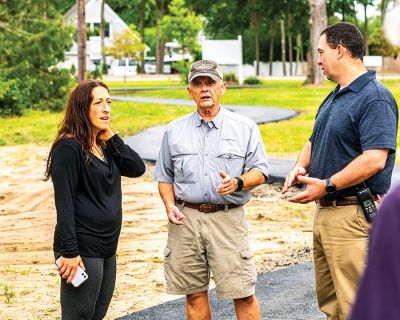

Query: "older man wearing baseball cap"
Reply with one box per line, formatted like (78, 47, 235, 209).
(154, 59, 268, 319)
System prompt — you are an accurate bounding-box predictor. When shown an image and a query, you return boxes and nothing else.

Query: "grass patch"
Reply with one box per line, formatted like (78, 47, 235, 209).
(0, 101, 190, 146)
(1, 282, 16, 304)
(1, 79, 399, 161)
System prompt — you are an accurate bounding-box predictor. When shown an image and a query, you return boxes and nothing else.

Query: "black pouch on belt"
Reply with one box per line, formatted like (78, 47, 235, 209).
(356, 187, 377, 223)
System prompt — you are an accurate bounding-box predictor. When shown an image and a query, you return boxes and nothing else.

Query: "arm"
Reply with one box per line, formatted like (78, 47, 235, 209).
(282, 141, 311, 194)
(51, 143, 85, 282)
(330, 149, 388, 190)
(216, 169, 265, 195)
(154, 131, 184, 224)
(288, 149, 389, 203)
(103, 131, 146, 178)
(218, 123, 269, 195)
(158, 182, 185, 225)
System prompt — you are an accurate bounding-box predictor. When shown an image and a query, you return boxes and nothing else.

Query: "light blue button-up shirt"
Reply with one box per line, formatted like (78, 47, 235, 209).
(154, 107, 269, 205)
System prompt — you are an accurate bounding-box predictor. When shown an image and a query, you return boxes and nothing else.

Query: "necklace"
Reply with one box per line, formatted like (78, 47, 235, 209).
(93, 144, 105, 161)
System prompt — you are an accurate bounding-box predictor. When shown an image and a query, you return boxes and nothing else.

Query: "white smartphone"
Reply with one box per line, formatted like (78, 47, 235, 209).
(55, 256, 89, 287)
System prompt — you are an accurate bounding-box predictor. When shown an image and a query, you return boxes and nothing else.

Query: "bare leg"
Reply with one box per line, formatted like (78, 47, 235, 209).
(186, 291, 211, 320)
(233, 295, 261, 320)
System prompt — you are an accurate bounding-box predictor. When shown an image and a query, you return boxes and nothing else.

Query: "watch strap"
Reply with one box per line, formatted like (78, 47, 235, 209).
(235, 177, 244, 191)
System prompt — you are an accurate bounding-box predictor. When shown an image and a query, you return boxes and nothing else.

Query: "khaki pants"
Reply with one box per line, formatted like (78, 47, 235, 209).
(313, 203, 370, 320)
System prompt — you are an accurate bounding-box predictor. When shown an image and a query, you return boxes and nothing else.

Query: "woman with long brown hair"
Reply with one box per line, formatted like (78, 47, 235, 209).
(45, 80, 145, 319)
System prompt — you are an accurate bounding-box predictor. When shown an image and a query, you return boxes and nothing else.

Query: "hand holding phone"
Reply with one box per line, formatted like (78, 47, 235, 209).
(55, 256, 88, 287)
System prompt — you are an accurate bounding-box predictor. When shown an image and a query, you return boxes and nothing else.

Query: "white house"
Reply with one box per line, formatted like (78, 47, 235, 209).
(60, 0, 141, 76)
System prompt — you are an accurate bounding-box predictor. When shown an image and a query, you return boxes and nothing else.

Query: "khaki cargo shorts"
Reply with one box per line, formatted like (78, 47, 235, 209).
(163, 205, 257, 299)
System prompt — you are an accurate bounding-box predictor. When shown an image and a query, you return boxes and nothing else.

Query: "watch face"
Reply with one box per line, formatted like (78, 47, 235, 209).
(326, 179, 337, 193)
(327, 185, 336, 193)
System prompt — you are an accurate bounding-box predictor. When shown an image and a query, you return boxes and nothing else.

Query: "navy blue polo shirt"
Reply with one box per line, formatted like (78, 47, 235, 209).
(309, 70, 398, 198)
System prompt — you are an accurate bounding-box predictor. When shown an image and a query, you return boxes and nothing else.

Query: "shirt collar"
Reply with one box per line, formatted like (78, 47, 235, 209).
(344, 70, 376, 93)
(194, 107, 224, 129)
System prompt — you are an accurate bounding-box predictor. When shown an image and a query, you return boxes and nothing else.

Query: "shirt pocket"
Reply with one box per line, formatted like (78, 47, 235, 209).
(172, 153, 198, 184)
(217, 138, 245, 176)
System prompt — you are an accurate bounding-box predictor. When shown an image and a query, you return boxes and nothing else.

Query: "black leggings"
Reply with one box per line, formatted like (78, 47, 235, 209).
(55, 253, 117, 320)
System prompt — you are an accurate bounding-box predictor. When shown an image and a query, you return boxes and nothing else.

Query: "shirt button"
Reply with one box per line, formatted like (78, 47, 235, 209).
(205, 173, 208, 176)
(205, 193, 208, 196)
(205, 153, 208, 156)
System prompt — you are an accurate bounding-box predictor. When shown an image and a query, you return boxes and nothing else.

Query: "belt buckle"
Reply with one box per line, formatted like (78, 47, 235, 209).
(199, 204, 213, 213)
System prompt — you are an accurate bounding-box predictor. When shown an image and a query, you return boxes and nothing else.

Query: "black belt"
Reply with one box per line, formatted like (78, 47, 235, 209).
(318, 194, 381, 207)
(175, 199, 240, 213)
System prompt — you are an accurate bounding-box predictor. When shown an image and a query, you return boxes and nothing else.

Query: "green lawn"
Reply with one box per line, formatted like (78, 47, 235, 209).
(119, 79, 400, 159)
(2, 79, 400, 162)
(0, 101, 189, 146)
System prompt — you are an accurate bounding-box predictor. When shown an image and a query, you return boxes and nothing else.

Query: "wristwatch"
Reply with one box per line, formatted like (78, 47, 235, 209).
(235, 177, 244, 192)
(325, 178, 337, 194)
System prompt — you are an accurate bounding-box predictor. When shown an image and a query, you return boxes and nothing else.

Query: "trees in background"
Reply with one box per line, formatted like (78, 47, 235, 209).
(105, 25, 146, 88)
(305, 0, 327, 85)
(1, 0, 398, 117)
(77, 0, 87, 82)
(0, 0, 74, 116)
(160, 0, 202, 80)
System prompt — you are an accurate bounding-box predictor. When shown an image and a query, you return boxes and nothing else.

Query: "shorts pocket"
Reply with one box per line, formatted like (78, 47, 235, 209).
(164, 247, 172, 290)
(240, 250, 257, 289)
(164, 247, 172, 259)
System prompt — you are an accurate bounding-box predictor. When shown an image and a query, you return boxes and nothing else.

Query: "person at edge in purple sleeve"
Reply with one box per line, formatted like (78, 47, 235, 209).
(350, 188, 400, 320)
(44, 80, 145, 320)
(282, 22, 398, 320)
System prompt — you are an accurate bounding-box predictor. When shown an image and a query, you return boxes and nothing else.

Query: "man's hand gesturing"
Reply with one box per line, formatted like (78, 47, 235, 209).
(282, 166, 307, 194)
(217, 171, 238, 195)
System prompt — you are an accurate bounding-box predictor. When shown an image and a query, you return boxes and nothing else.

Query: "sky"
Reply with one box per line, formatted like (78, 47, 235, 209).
(355, 1, 379, 19)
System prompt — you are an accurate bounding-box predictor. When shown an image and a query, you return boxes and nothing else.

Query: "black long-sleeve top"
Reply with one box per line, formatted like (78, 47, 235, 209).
(51, 134, 145, 258)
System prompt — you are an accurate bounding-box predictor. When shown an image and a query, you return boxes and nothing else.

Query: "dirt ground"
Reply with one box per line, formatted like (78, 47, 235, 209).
(0, 144, 314, 319)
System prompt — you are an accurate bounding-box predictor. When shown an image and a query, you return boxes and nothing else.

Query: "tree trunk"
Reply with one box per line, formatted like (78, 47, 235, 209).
(381, 0, 387, 26)
(100, 0, 106, 74)
(155, 0, 165, 74)
(287, 8, 293, 76)
(42, 0, 47, 19)
(342, 1, 345, 22)
(280, 19, 286, 77)
(299, 33, 304, 63)
(288, 29, 293, 76)
(251, 0, 260, 75)
(295, 33, 301, 75)
(363, 4, 369, 55)
(269, 20, 275, 76)
(304, 0, 327, 85)
(77, 0, 87, 82)
(139, 0, 146, 73)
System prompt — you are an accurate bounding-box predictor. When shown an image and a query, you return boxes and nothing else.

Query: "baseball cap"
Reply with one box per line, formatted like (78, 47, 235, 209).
(188, 60, 224, 83)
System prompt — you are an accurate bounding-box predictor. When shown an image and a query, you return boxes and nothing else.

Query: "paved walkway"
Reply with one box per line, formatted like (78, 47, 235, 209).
(119, 262, 324, 320)
(114, 95, 400, 186)
(114, 96, 299, 183)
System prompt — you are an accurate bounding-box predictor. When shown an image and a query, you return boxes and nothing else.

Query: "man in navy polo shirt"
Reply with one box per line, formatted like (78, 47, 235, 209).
(282, 22, 398, 320)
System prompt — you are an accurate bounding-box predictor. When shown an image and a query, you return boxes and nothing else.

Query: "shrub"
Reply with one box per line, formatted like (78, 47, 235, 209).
(244, 76, 261, 85)
(224, 72, 239, 84)
(172, 60, 191, 84)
